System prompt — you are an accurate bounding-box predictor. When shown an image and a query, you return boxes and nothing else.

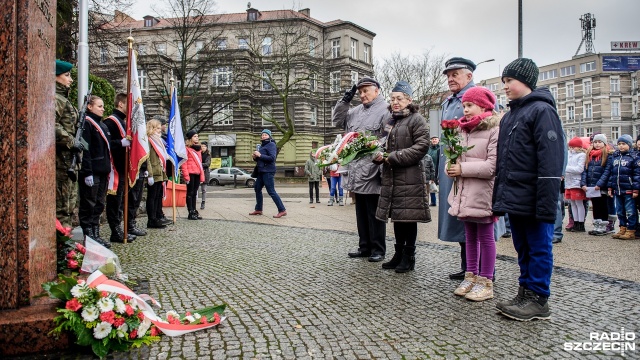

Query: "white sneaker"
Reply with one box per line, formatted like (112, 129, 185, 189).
(453, 272, 476, 296)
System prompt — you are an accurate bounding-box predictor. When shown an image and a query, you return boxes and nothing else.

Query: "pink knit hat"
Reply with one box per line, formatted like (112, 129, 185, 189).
(461, 86, 496, 111)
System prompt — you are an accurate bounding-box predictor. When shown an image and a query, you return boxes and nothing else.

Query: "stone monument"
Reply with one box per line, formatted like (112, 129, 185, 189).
(0, 0, 69, 356)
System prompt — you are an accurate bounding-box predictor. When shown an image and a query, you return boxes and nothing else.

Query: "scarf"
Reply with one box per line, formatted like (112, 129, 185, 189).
(391, 107, 411, 119)
(589, 148, 603, 163)
(460, 111, 492, 133)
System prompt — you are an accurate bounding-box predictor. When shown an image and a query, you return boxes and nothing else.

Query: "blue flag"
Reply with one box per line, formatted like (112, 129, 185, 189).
(167, 87, 187, 178)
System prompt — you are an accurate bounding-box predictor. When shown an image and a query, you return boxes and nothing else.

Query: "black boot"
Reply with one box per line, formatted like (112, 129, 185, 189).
(147, 218, 167, 229)
(395, 246, 415, 273)
(111, 225, 135, 243)
(128, 221, 147, 236)
(382, 244, 404, 269)
(200, 201, 205, 210)
(117, 224, 137, 242)
(194, 210, 203, 220)
(187, 211, 198, 220)
(92, 225, 112, 249)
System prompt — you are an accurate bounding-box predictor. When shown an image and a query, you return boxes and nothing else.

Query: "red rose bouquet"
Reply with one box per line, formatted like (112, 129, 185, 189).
(440, 120, 474, 196)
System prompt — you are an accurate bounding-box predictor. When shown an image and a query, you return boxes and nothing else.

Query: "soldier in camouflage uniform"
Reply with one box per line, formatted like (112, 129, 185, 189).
(55, 60, 81, 228)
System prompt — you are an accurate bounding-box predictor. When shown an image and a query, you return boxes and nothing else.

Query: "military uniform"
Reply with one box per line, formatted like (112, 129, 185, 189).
(55, 81, 79, 227)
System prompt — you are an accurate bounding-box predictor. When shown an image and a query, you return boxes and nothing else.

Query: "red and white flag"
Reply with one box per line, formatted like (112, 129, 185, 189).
(126, 51, 150, 186)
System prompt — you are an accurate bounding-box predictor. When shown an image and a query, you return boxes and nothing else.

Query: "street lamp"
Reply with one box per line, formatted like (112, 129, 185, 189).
(476, 59, 495, 66)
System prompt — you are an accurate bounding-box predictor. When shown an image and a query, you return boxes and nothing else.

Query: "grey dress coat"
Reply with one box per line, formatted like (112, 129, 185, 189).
(375, 110, 431, 223)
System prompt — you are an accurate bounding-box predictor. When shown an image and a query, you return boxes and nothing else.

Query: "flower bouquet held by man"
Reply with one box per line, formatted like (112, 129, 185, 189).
(316, 132, 381, 168)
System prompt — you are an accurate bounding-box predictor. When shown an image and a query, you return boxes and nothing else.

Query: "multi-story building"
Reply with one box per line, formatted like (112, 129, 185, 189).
(480, 52, 640, 142)
(91, 7, 376, 175)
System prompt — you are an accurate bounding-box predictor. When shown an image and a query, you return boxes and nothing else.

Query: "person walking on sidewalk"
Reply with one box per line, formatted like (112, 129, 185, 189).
(564, 137, 587, 232)
(250, 130, 287, 218)
(492, 58, 564, 321)
(200, 143, 211, 210)
(375, 81, 430, 273)
(581, 134, 611, 235)
(333, 77, 391, 262)
(327, 166, 344, 206)
(427, 136, 440, 206)
(180, 130, 205, 220)
(605, 135, 639, 240)
(305, 151, 321, 204)
(447, 86, 499, 302)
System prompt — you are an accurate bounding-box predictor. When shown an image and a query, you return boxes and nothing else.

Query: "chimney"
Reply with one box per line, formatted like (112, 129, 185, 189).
(299, 8, 310, 17)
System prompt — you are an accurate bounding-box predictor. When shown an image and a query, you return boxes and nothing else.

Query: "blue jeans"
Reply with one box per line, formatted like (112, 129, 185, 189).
(254, 172, 285, 212)
(430, 192, 437, 206)
(509, 214, 554, 298)
(330, 176, 343, 197)
(553, 193, 564, 240)
(615, 194, 637, 230)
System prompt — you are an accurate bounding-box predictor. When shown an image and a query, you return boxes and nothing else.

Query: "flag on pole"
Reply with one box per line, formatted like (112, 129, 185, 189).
(126, 51, 150, 186)
(167, 87, 187, 178)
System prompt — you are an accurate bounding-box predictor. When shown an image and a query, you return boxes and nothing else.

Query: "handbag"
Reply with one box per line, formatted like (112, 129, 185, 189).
(429, 182, 438, 193)
(251, 165, 259, 178)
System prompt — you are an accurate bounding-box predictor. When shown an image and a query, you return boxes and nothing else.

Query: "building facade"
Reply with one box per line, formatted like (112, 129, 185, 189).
(480, 53, 640, 142)
(90, 7, 376, 175)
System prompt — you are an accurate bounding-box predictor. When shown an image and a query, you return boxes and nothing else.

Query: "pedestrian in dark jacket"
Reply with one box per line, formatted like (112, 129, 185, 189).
(249, 129, 286, 218)
(78, 96, 113, 249)
(604, 135, 639, 240)
(427, 137, 440, 206)
(200, 143, 211, 209)
(492, 58, 564, 322)
(375, 81, 430, 273)
(580, 134, 611, 235)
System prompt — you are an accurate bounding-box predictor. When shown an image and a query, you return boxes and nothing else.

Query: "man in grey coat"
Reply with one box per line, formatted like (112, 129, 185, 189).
(334, 77, 391, 262)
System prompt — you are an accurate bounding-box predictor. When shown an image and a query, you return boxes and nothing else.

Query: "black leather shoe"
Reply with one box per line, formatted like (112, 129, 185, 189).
(147, 220, 167, 229)
(159, 217, 173, 225)
(128, 226, 147, 236)
(552, 238, 562, 244)
(348, 250, 371, 258)
(368, 254, 385, 262)
(449, 270, 466, 280)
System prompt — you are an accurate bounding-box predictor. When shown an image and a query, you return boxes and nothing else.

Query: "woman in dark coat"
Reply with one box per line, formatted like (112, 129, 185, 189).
(374, 81, 431, 273)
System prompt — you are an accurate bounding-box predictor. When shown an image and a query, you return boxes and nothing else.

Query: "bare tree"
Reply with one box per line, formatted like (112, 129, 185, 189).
(233, 17, 324, 149)
(375, 51, 449, 119)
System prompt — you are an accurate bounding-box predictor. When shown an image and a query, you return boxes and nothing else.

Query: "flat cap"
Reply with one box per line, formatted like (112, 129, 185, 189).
(442, 57, 476, 74)
(356, 77, 380, 89)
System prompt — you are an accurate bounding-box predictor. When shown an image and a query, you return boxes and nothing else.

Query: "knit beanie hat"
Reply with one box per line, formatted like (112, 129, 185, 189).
(185, 129, 197, 140)
(568, 137, 583, 148)
(461, 86, 496, 111)
(261, 129, 272, 137)
(592, 134, 607, 144)
(617, 134, 633, 147)
(502, 58, 539, 90)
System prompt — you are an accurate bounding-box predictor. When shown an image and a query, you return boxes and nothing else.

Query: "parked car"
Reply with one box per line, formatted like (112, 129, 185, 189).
(209, 167, 256, 187)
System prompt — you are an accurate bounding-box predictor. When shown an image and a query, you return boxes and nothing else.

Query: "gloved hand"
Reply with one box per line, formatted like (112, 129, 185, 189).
(147, 177, 155, 186)
(72, 141, 84, 153)
(341, 84, 357, 103)
(84, 176, 94, 187)
(121, 138, 131, 147)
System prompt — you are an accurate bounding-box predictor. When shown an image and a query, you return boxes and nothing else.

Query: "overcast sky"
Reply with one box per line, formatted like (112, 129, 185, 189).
(130, 0, 640, 84)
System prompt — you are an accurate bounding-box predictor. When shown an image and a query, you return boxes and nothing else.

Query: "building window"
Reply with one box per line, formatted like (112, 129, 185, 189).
(213, 104, 233, 125)
(611, 77, 620, 93)
(138, 69, 146, 91)
(580, 61, 596, 73)
(490, 83, 500, 91)
(331, 39, 340, 59)
(633, 100, 638, 115)
(566, 83, 574, 98)
(538, 69, 557, 81)
(261, 37, 272, 56)
(584, 103, 592, 119)
(560, 65, 575, 77)
(310, 105, 317, 126)
(611, 126, 620, 140)
(499, 95, 506, 107)
(633, 77, 638, 90)
(118, 45, 126, 57)
(238, 38, 249, 50)
(138, 44, 147, 55)
(309, 73, 317, 92)
(586, 127, 593, 138)
(330, 71, 340, 93)
(155, 42, 166, 55)
(176, 42, 184, 60)
(567, 104, 575, 120)
(212, 67, 232, 87)
(351, 71, 358, 85)
(611, 100, 620, 117)
(144, 19, 153, 27)
(186, 72, 200, 89)
(261, 105, 272, 126)
(350, 38, 358, 59)
(308, 36, 316, 56)
(549, 86, 558, 100)
(216, 39, 227, 50)
(99, 47, 108, 64)
(261, 70, 272, 91)
(583, 80, 592, 95)
(248, 11, 257, 21)
(363, 44, 371, 64)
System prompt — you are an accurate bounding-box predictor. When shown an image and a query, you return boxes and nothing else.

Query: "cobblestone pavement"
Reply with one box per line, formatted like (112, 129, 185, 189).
(46, 186, 640, 359)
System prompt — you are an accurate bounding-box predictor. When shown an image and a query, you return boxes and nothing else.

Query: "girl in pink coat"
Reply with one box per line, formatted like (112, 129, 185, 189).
(446, 86, 499, 302)
(180, 130, 205, 220)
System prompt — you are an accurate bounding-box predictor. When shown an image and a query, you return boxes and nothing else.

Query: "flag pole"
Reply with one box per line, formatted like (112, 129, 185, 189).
(169, 76, 177, 224)
(123, 35, 134, 244)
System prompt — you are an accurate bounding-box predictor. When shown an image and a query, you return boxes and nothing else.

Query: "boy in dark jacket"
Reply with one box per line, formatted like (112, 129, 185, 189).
(492, 58, 564, 321)
(604, 135, 639, 240)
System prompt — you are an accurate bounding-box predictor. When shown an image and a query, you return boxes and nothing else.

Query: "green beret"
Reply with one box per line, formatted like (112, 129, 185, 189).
(55, 60, 73, 75)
